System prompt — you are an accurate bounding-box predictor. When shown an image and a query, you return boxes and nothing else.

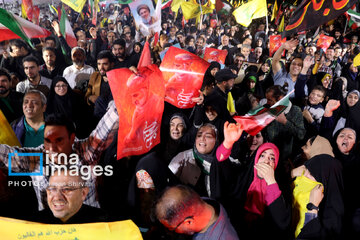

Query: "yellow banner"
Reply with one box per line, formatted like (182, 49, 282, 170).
(61, 0, 86, 13)
(0, 217, 143, 240)
(233, 0, 267, 27)
(181, 1, 213, 20)
(0, 109, 21, 146)
(354, 53, 360, 67)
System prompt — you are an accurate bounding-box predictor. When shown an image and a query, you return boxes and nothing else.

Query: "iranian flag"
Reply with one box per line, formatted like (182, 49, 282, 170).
(347, 7, 360, 29)
(0, 8, 51, 48)
(60, 6, 77, 48)
(233, 90, 294, 136)
(162, 0, 172, 9)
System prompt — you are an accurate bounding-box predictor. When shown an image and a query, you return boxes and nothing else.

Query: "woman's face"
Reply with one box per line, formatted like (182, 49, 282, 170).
(350, 64, 358, 73)
(169, 117, 185, 140)
(347, 92, 359, 107)
(302, 139, 312, 160)
(205, 106, 218, 121)
(261, 63, 270, 73)
(247, 132, 264, 152)
(54, 81, 68, 96)
(134, 45, 141, 53)
(210, 67, 219, 77)
(195, 126, 216, 154)
(257, 149, 275, 169)
(336, 128, 356, 155)
(322, 75, 331, 89)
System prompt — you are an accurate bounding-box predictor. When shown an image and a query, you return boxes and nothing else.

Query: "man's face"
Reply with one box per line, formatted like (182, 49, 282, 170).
(225, 78, 235, 91)
(352, 36, 358, 43)
(196, 39, 204, 48)
(97, 58, 112, 76)
(334, 48, 342, 58)
(100, 29, 107, 39)
(45, 40, 56, 48)
(10, 46, 24, 57)
(107, 32, 116, 43)
(195, 126, 216, 154)
(112, 44, 125, 58)
(169, 117, 185, 140)
(207, 27, 213, 36)
(169, 28, 176, 37)
(47, 174, 88, 223)
(289, 58, 303, 76)
(255, 48, 262, 59)
(44, 125, 75, 163)
(23, 93, 45, 120)
(309, 89, 324, 105)
(177, 35, 185, 43)
(139, 8, 150, 20)
(76, 31, 86, 41)
(131, 88, 148, 107)
(241, 47, 250, 58)
(71, 50, 85, 66)
(0, 75, 10, 96)
(335, 31, 341, 38)
(43, 50, 56, 67)
(326, 49, 335, 60)
(265, 92, 277, 106)
(23, 61, 39, 80)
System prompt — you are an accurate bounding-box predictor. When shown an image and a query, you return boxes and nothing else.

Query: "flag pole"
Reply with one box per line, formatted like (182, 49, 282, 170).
(265, 10, 269, 33)
(344, 17, 348, 35)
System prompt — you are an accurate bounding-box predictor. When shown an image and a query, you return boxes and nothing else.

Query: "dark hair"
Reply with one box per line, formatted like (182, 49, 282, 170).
(185, 35, 195, 45)
(311, 85, 326, 97)
(308, 136, 316, 145)
(9, 39, 28, 49)
(265, 85, 286, 101)
(45, 114, 76, 135)
(45, 36, 56, 43)
(97, 50, 115, 63)
(0, 68, 11, 81)
(112, 38, 125, 48)
(42, 46, 56, 54)
(22, 55, 40, 66)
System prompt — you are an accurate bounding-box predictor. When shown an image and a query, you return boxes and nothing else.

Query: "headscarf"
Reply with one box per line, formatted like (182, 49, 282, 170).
(309, 135, 334, 158)
(202, 61, 221, 91)
(46, 76, 75, 120)
(244, 143, 279, 217)
(337, 90, 360, 136)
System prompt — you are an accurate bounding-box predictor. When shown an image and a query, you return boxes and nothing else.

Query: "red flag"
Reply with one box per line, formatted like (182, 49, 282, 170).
(316, 34, 334, 52)
(107, 65, 165, 159)
(215, 0, 224, 12)
(210, 18, 217, 28)
(269, 35, 286, 57)
(22, 0, 33, 21)
(153, 32, 159, 47)
(33, 6, 40, 25)
(203, 48, 227, 65)
(160, 47, 210, 109)
(138, 41, 151, 68)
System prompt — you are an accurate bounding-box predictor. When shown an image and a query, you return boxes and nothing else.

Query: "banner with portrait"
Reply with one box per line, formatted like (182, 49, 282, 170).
(316, 34, 334, 52)
(203, 48, 228, 65)
(129, 0, 161, 36)
(160, 47, 210, 109)
(107, 65, 165, 160)
(269, 35, 286, 57)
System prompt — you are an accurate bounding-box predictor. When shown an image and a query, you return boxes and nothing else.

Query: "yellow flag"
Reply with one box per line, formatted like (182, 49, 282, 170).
(354, 53, 360, 67)
(21, 4, 27, 19)
(277, 15, 285, 32)
(0, 109, 21, 147)
(171, 0, 185, 18)
(0, 217, 143, 240)
(227, 92, 236, 115)
(181, 1, 213, 20)
(61, 0, 86, 13)
(271, 0, 278, 21)
(233, 0, 267, 27)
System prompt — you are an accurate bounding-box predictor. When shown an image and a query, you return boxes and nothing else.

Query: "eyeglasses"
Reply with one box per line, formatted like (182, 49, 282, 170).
(46, 186, 83, 195)
(55, 84, 68, 89)
(169, 216, 193, 232)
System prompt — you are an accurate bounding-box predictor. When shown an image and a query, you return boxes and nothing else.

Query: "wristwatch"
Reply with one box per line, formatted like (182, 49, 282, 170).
(306, 202, 319, 211)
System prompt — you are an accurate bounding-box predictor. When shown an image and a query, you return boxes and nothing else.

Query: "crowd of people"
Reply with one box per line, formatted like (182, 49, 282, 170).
(1, 1, 360, 239)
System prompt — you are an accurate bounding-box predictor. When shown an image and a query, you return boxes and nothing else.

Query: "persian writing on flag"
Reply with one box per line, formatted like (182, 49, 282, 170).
(203, 48, 227, 65)
(234, 90, 294, 136)
(269, 35, 286, 57)
(107, 65, 165, 160)
(284, 0, 358, 36)
(160, 46, 210, 109)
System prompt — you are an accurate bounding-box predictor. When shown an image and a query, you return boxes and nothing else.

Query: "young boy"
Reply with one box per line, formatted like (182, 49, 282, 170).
(302, 85, 326, 138)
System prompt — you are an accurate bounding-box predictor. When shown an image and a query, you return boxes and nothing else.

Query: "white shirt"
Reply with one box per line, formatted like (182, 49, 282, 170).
(63, 64, 95, 89)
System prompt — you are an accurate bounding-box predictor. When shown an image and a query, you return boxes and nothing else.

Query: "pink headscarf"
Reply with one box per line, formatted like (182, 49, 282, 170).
(244, 143, 280, 217)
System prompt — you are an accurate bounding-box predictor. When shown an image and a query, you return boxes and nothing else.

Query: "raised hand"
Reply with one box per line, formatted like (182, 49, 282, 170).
(223, 121, 243, 149)
(191, 90, 204, 105)
(282, 39, 299, 51)
(324, 99, 340, 117)
(51, 20, 61, 37)
(303, 55, 314, 69)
